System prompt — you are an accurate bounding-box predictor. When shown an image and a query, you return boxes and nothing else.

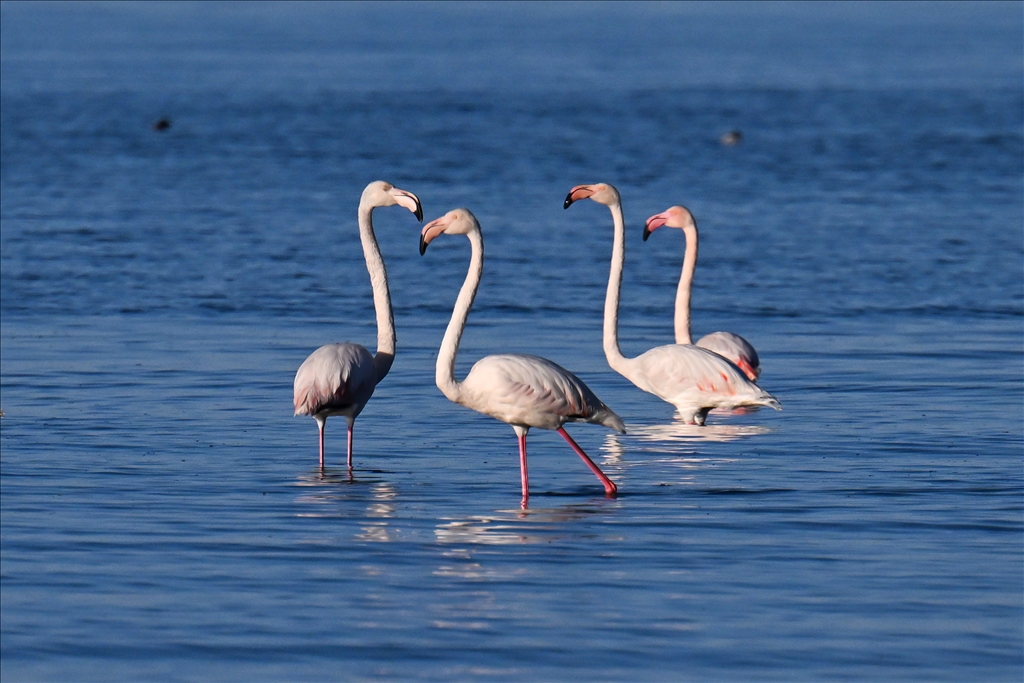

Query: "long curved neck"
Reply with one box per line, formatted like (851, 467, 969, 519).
(675, 225, 698, 345)
(436, 228, 483, 403)
(357, 204, 395, 381)
(603, 201, 632, 373)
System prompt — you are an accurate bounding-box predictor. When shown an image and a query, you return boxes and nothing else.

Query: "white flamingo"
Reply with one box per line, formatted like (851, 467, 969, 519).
(644, 205, 761, 381)
(564, 183, 779, 426)
(420, 208, 624, 508)
(293, 181, 422, 469)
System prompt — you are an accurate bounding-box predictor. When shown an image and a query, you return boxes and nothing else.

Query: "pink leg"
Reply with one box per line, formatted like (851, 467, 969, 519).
(347, 424, 354, 470)
(318, 422, 325, 470)
(557, 427, 617, 496)
(518, 432, 529, 509)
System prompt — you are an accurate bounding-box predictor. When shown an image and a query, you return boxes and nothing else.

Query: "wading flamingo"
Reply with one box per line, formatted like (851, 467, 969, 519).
(644, 205, 761, 381)
(420, 208, 624, 508)
(564, 184, 779, 425)
(293, 181, 422, 469)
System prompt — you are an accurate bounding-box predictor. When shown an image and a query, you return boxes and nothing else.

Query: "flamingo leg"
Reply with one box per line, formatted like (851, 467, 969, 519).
(518, 432, 529, 509)
(318, 421, 325, 470)
(347, 423, 354, 470)
(556, 427, 617, 496)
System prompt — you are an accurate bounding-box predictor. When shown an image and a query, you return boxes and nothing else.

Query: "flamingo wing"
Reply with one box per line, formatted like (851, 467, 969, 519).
(293, 343, 378, 417)
(461, 354, 625, 432)
(696, 331, 761, 380)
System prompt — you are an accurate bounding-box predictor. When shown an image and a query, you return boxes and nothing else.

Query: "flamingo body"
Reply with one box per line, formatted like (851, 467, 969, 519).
(459, 353, 625, 433)
(696, 331, 761, 380)
(293, 342, 377, 422)
(629, 343, 777, 425)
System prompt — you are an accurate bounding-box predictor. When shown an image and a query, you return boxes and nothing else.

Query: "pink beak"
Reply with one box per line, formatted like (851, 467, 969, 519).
(563, 185, 595, 209)
(643, 212, 669, 241)
(389, 187, 423, 221)
(735, 358, 760, 381)
(419, 214, 453, 255)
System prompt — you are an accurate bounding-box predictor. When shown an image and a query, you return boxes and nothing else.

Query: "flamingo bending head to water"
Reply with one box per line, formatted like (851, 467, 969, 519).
(420, 207, 624, 508)
(644, 205, 761, 380)
(293, 181, 422, 469)
(564, 184, 779, 425)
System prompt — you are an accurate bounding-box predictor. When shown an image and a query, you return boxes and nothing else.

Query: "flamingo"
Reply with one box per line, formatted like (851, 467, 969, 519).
(293, 180, 423, 469)
(419, 208, 624, 508)
(564, 183, 779, 425)
(644, 205, 761, 381)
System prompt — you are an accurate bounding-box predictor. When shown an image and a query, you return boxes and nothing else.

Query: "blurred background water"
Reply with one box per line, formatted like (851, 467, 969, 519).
(1, 2, 1022, 681)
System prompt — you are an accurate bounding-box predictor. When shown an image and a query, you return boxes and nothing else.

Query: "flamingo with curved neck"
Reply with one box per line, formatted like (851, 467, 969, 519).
(644, 205, 761, 381)
(420, 207, 624, 508)
(564, 183, 779, 425)
(293, 180, 422, 469)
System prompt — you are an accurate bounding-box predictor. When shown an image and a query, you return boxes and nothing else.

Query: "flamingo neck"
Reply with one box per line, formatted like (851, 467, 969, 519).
(675, 225, 698, 345)
(603, 201, 631, 373)
(436, 228, 483, 404)
(357, 204, 396, 382)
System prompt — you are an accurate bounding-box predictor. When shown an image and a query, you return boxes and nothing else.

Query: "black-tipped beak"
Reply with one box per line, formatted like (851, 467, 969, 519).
(642, 225, 652, 241)
(419, 234, 428, 256)
(414, 203, 423, 223)
(563, 192, 575, 210)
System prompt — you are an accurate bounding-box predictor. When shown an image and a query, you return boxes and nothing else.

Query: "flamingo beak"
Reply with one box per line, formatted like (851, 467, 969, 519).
(389, 188, 423, 222)
(736, 358, 760, 381)
(563, 185, 595, 209)
(643, 213, 669, 241)
(419, 215, 451, 255)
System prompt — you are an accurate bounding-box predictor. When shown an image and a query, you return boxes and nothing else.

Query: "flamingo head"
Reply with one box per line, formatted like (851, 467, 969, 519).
(643, 205, 696, 241)
(563, 182, 620, 209)
(361, 180, 423, 221)
(420, 208, 479, 255)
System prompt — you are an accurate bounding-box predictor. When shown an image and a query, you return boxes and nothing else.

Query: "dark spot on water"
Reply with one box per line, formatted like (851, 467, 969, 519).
(720, 130, 743, 145)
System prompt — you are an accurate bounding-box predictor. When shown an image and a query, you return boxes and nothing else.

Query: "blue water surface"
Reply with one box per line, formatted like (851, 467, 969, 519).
(2, 2, 1022, 681)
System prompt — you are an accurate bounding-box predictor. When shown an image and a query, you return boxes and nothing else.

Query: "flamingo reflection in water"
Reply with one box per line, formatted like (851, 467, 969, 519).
(601, 419, 771, 489)
(436, 501, 618, 547)
(626, 419, 771, 444)
(293, 474, 400, 543)
(356, 482, 398, 543)
(601, 419, 771, 463)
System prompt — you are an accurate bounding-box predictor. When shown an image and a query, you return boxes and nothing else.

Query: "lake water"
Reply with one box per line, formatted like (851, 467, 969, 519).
(1, 2, 1022, 681)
